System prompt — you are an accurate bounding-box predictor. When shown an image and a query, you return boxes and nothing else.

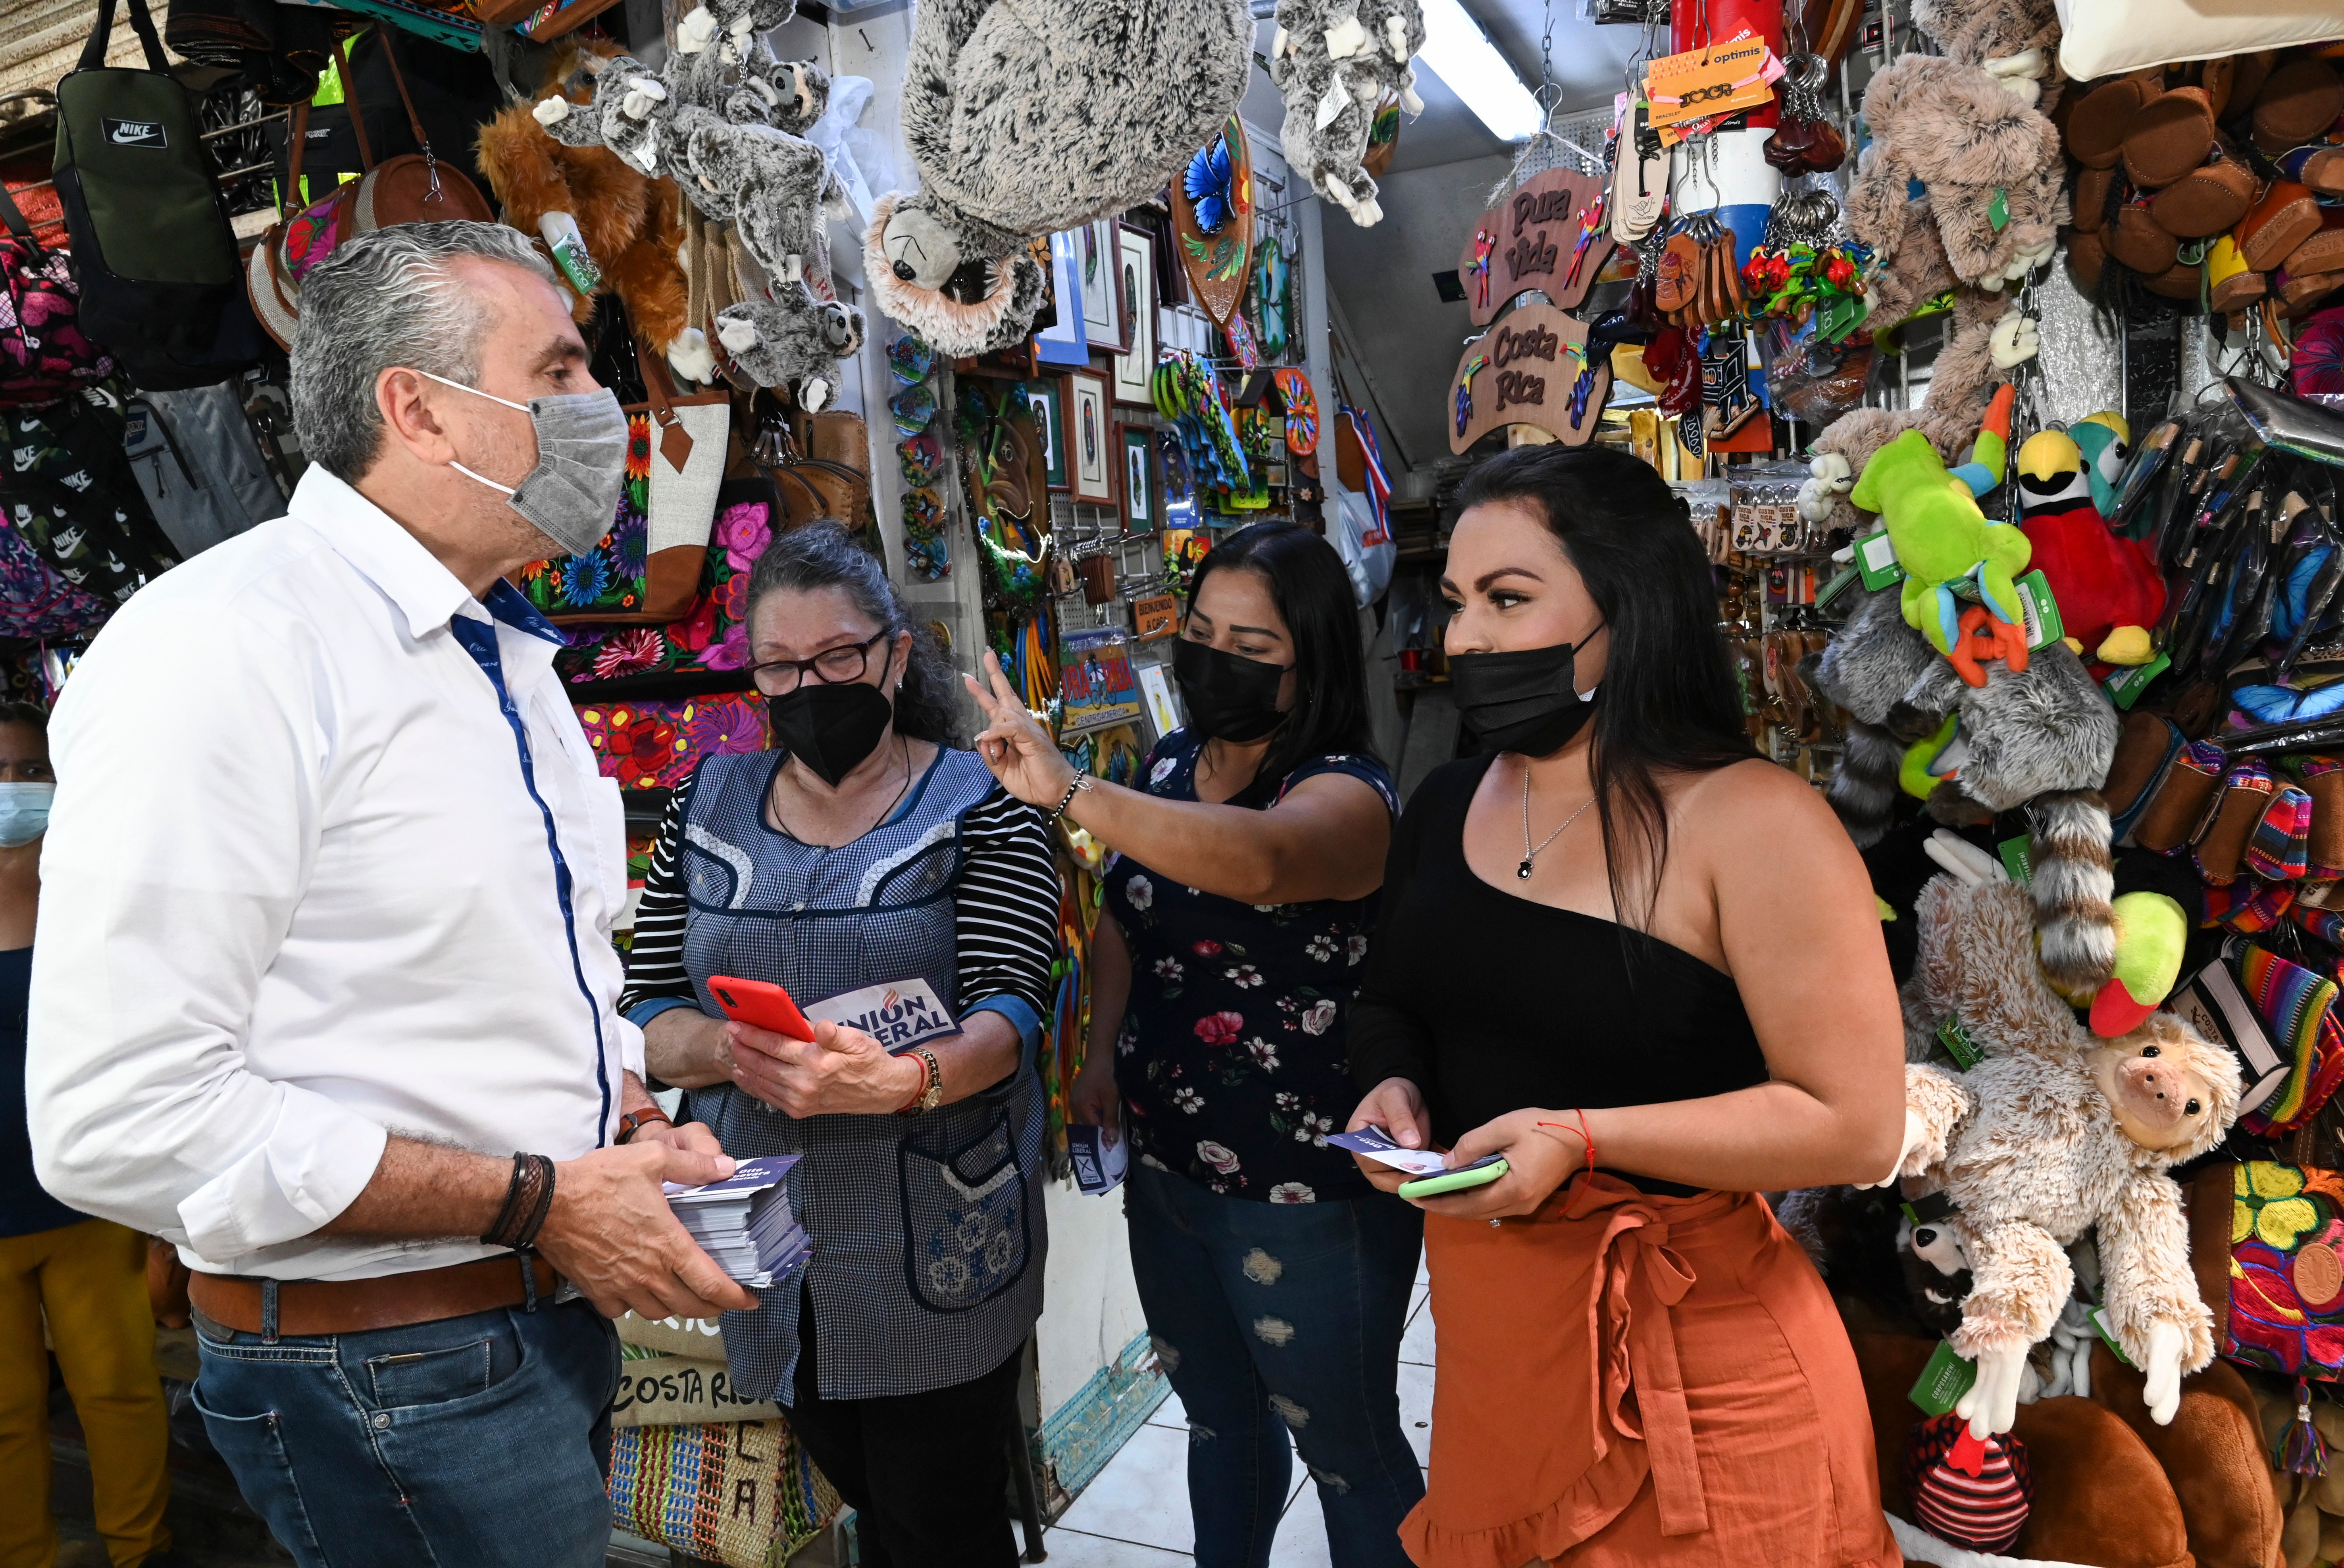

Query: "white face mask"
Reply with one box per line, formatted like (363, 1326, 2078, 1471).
(0, 781, 53, 847)
(417, 371, 630, 559)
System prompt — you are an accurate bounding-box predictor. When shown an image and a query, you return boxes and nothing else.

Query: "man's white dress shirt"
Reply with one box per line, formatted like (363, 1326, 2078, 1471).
(27, 466, 643, 1281)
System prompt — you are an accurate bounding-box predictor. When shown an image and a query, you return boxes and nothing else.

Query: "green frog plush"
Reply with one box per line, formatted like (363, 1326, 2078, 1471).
(1852, 427, 2033, 655)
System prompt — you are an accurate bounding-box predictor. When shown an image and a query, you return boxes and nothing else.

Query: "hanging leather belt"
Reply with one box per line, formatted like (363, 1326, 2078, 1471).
(189, 1253, 564, 1341)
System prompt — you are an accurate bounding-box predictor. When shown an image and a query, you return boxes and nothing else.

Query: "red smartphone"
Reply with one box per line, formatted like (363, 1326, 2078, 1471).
(708, 976, 815, 1041)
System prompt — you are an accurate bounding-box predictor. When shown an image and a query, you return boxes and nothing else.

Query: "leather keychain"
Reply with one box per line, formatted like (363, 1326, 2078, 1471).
(1657, 228, 1701, 317)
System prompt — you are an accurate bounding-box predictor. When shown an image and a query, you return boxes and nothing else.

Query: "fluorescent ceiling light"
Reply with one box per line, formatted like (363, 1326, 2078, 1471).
(1416, 0, 1545, 142)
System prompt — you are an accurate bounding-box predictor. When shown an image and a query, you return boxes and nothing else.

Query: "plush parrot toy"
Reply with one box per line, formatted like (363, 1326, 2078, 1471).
(2013, 425, 2164, 669)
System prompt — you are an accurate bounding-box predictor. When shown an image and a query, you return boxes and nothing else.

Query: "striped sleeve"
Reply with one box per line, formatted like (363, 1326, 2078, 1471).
(618, 788, 694, 1018)
(954, 786, 1061, 1026)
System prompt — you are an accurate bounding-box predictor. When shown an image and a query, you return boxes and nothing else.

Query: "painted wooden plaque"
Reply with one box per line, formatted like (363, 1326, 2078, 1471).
(1447, 302, 1611, 453)
(1457, 166, 1615, 326)
(1172, 114, 1254, 326)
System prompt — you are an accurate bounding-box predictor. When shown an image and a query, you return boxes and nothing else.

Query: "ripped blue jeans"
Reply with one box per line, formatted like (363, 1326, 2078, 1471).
(1124, 1161, 1424, 1568)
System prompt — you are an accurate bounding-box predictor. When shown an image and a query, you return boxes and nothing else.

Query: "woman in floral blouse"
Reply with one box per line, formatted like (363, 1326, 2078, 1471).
(967, 521, 1420, 1568)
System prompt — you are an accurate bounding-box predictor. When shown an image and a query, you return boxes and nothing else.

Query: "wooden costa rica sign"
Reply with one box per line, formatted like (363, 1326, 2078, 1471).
(1447, 301, 1610, 453)
(1456, 166, 1615, 327)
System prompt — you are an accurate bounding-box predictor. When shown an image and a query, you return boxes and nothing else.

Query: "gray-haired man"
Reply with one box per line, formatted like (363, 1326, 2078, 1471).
(28, 222, 755, 1567)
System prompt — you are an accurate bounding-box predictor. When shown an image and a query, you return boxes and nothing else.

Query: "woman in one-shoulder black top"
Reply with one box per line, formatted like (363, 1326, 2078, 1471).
(1343, 446, 1907, 1568)
(1348, 753, 1768, 1197)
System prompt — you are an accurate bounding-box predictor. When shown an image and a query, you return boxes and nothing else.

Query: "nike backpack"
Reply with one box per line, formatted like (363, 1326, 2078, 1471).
(52, 0, 265, 390)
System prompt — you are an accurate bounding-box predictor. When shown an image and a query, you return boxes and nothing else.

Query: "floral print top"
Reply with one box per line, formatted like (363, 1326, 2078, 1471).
(1102, 729, 1398, 1203)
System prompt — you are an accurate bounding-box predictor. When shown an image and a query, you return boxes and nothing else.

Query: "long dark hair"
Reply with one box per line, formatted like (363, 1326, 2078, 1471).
(745, 521, 960, 745)
(1453, 445, 1755, 930)
(1187, 520, 1376, 802)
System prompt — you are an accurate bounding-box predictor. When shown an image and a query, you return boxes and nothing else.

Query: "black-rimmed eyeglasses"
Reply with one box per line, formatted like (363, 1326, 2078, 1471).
(748, 629, 891, 696)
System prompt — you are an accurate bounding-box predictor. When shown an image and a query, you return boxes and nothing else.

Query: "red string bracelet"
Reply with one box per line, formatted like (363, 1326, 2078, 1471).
(1538, 1109, 1596, 1184)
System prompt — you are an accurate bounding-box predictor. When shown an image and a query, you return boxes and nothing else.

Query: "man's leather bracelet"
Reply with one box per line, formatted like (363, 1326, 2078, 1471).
(481, 1153, 556, 1250)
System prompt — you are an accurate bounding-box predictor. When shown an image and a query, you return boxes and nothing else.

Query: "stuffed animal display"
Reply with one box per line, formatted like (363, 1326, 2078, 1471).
(862, 0, 1255, 355)
(529, 0, 865, 404)
(474, 40, 701, 382)
(1264, 0, 1425, 228)
(1884, 872, 2244, 1439)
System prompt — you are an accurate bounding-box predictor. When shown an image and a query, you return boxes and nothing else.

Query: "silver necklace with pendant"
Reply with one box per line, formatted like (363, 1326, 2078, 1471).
(1518, 760, 1596, 880)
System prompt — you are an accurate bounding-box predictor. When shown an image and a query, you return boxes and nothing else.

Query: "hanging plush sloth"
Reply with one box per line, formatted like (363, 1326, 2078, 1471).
(866, 0, 1255, 355)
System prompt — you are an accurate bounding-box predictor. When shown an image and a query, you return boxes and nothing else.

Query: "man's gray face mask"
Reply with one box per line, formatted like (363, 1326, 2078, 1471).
(419, 370, 629, 559)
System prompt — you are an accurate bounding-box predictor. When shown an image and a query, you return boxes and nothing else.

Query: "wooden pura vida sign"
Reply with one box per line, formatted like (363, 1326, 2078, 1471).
(1456, 165, 1615, 327)
(1447, 301, 1610, 453)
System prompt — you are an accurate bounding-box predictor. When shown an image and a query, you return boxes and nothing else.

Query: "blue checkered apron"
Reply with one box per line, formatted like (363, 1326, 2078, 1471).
(677, 748, 1047, 1403)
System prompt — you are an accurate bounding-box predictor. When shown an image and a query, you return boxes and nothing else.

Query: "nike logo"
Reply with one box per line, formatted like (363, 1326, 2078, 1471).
(102, 118, 166, 148)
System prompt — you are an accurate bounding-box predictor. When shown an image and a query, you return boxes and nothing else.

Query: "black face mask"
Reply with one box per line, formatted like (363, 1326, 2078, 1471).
(769, 679, 893, 786)
(1449, 626, 1603, 757)
(1173, 637, 1289, 744)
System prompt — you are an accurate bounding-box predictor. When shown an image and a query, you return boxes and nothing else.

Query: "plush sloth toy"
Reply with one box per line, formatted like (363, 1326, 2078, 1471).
(1882, 870, 2242, 1442)
(865, 0, 1255, 355)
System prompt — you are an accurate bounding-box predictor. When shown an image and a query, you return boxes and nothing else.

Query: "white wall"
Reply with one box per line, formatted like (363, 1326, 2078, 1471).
(1032, 1176, 1152, 1418)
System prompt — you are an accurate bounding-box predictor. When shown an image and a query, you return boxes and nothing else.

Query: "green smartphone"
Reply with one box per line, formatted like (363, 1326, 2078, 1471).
(1397, 1156, 1509, 1199)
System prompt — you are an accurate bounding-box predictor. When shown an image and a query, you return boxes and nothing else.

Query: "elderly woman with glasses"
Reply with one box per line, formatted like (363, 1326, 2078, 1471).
(622, 521, 1060, 1568)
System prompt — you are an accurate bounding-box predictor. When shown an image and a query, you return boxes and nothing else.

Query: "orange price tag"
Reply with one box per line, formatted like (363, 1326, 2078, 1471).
(1643, 33, 1777, 130)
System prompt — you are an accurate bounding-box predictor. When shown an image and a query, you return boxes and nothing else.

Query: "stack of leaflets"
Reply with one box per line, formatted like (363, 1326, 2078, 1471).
(664, 1154, 810, 1289)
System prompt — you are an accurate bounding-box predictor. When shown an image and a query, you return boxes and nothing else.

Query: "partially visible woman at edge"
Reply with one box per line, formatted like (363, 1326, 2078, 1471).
(966, 521, 1422, 1568)
(1344, 445, 1905, 1568)
(622, 523, 1061, 1568)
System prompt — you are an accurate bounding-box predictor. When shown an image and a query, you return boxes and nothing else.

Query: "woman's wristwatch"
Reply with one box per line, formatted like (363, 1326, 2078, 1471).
(894, 1047, 945, 1116)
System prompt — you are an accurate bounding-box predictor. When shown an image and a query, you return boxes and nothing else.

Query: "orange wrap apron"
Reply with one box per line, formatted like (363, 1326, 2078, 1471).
(1405, 1174, 1899, 1568)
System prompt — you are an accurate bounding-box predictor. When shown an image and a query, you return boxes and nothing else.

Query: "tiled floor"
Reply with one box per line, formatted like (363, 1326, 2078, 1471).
(1040, 1259, 1434, 1564)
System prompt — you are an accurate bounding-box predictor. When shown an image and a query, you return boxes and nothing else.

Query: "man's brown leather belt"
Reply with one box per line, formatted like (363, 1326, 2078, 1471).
(190, 1254, 564, 1338)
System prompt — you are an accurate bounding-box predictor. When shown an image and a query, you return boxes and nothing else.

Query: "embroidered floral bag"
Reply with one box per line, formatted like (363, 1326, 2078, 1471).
(517, 340, 727, 625)
(2229, 1161, 2344, 1380)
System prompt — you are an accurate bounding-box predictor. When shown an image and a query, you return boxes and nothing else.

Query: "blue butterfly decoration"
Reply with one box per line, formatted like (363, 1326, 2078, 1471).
(1184, 136, 1236, 235)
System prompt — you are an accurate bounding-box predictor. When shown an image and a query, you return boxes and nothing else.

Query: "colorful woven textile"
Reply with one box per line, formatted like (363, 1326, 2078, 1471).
(576, 693, 767, 791)
(607, 1419, 841, 1568)
(2226, 1162, 2344, 1378)
(2240, 945, 2344, 1136)
(2205, 878, 2297, 934)
(2251, 786, 2316, 881)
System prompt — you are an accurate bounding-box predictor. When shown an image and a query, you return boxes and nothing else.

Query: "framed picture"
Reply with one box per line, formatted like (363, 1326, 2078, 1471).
(1021, 378, 1067, 490)
(1080, 218, 1128, 354)
(1063, 370, 1114, 505)
(1118, 423, 1159, 533)
(1112, 223, 1157, 406)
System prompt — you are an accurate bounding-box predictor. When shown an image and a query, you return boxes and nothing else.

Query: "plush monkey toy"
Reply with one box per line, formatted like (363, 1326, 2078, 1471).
(865, 0, 1255, 354)
(1883, 871, 2242, 1441)
(475, 41, 703, 382)
(1265, 0, 1426, 227)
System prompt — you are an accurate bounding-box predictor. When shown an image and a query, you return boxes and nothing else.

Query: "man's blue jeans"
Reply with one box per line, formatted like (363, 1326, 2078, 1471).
(191, 1294, 620, 1568)
(1124, 1161, 1425, 1568)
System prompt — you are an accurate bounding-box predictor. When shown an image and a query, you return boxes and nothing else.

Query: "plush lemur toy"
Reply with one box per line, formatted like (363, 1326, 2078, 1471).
(531, 8, 862, 403)
(476, 40, 704, 383)
(672, 0, 828, 135)
(865, 0, 1255, 355)
(1265, 0, 1425, 227)
(1882, 868, 2242, 1441)
(1808, 579, 2121, 995)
